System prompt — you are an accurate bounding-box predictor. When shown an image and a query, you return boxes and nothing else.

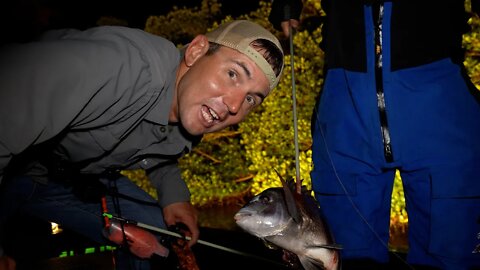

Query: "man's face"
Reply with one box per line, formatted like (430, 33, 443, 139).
(175, 44, 270, 136)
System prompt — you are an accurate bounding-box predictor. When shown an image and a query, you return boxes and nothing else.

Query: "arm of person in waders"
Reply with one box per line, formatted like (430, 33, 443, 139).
(148, 162, 199, 246)
(269, 0, 303, 37)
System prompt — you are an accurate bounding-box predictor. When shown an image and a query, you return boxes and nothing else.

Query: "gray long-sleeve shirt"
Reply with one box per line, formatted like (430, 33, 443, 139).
(0, 26, 197, 207)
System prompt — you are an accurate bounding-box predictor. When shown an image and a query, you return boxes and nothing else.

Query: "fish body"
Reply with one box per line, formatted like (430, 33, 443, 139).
(234, 178, 341, 270)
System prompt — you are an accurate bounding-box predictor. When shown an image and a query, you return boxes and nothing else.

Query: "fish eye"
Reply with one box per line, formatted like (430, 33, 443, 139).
(259, 194, 270, 204)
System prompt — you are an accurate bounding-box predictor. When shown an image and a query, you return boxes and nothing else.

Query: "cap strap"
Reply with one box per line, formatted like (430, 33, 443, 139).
(243, 46, 277, 89)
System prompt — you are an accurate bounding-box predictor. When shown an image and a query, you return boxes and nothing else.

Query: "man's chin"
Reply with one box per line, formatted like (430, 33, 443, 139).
(183, 124, 208, 136)
(183, 121, 226, 136)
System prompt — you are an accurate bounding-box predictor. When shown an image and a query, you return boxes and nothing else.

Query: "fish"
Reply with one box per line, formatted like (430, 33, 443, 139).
(234, 172, 341, 270)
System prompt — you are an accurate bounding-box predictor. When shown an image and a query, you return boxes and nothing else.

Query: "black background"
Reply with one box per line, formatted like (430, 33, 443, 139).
(1, 0, 260, 45)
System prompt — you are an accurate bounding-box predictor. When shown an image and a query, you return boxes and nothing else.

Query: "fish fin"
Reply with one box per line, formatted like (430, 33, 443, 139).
(274, 169, 301, 223)
(298, 255, 326, 270)
(308, 243, 343, 250)
(262, 239, 281, 250)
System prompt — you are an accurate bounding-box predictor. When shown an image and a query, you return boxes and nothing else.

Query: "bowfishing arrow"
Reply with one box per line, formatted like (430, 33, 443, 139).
(102, 213, 286, 267)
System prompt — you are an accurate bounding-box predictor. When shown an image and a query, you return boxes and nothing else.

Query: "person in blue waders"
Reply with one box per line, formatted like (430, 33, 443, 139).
(270, 0, 480, 269)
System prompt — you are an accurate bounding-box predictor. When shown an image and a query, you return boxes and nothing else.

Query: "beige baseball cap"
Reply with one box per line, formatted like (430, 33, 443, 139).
(205, 20, 284, 90)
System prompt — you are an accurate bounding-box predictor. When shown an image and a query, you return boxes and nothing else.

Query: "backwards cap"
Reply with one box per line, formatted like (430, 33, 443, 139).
(205, 20, 284, 90)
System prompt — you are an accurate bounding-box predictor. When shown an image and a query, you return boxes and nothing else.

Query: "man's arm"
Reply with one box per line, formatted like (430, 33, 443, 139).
(0, 27, 157, 182)
(147, 163, 199, 245)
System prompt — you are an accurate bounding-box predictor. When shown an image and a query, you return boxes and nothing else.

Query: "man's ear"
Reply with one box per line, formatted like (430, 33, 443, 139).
(184, 35, 209, 67)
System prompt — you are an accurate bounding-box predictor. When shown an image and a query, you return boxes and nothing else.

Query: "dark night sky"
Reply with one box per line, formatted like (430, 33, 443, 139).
(1, 0, 260, 45)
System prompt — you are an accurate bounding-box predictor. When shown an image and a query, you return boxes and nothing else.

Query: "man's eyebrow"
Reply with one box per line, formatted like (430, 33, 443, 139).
(232, 60, 266, 102)
(234, 60, 251, 78)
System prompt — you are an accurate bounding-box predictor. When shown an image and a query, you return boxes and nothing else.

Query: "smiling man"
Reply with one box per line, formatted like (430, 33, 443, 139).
(173, 23, 282, 135)
(0, 20, 283, 269)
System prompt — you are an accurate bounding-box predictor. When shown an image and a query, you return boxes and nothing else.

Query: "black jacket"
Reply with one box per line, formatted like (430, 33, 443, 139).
(270, 0, 478, 71)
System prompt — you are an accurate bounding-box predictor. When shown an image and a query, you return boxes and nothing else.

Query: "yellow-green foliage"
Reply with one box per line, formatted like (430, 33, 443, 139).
(464, 4, 480, 88)
(145, 0, 222, 45)
(238, 28, 324, 194)
(178, 129, 254, 207)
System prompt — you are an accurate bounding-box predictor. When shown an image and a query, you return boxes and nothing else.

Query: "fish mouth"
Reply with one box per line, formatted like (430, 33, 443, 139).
(233, 212, 251, 222)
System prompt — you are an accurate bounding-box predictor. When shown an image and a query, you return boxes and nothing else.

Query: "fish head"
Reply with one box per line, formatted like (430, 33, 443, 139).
(234, 187, 293, 238)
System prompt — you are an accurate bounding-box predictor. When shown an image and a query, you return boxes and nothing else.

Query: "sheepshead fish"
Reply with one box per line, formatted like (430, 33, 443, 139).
(234, 173, 341, 270)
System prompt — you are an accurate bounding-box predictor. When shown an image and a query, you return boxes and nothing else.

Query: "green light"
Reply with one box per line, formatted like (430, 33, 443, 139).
(59, 245, 117, 258)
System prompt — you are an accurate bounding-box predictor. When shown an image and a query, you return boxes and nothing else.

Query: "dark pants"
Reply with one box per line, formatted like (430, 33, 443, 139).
(0, 175, 166, 270)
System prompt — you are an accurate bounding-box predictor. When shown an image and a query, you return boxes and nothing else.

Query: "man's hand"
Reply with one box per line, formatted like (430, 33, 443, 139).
(281, 19, 300, 38)
(163, 202, 199, 247)
(269, 0, 303, 37)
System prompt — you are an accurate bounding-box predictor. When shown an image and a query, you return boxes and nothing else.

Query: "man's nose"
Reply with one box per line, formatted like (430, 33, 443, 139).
(224, 92, 245, 115)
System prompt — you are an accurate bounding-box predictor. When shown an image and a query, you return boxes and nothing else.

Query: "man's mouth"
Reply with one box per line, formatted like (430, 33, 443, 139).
(201, 105, 219, 123)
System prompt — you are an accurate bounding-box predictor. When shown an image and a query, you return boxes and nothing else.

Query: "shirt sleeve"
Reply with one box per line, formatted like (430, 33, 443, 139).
(0, 39, 93, 181)
(0, 27, 155, 182)
(147, 162, 191, 208)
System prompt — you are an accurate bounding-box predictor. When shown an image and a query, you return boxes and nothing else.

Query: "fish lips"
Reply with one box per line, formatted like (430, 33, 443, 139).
(234, 208, 288, 238)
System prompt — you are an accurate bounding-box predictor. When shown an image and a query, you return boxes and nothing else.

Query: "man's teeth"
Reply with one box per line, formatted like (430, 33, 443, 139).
(202, 107, 219, 123)
(209, 108, 219, 120)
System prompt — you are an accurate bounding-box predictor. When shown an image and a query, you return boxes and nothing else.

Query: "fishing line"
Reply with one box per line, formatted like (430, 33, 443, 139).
(289, 23, 301, 193)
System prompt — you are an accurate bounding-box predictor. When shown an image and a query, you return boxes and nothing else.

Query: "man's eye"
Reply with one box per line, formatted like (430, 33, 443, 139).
(246, 95, 256, 106)
(228, 70, 237, 79)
